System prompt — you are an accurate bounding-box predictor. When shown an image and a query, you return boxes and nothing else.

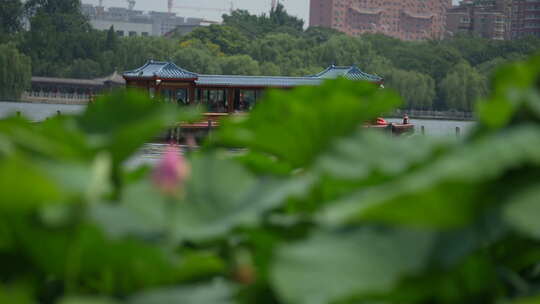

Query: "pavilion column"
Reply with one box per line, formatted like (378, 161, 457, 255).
(188, 86, 195, 105)
(227, 88, 234, 113)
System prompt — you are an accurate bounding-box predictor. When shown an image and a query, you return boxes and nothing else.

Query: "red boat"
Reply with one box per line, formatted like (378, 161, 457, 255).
(364, 116, 415, 135)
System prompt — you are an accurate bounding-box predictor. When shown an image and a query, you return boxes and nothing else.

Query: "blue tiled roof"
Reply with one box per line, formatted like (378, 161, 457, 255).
(123, 61, 382, 85)
(196, 75, 322, 87)
(123, 60, 198, 79)
(312, 65, 383, 82)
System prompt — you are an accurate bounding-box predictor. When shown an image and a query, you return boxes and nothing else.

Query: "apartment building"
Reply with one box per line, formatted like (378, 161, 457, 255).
(309, 0, 452, 40)
(446, 0, 540, 40)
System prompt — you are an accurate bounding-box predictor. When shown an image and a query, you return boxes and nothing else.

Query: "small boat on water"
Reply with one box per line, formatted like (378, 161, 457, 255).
(364, 116, 415, 135)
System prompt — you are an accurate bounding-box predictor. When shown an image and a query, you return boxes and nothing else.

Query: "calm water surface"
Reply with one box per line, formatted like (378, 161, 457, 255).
(1, 101, 476, 164)
(0, 101, 84, 121)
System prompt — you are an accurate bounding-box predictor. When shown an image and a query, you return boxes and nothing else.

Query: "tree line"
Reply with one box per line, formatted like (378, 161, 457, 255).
(1, 0, 540, 111)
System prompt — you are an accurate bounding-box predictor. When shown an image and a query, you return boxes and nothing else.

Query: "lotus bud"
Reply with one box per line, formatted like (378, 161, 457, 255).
(152, 145, 190, 196)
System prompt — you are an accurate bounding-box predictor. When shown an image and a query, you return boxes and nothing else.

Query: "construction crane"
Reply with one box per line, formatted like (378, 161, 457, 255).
(168, 0, 234, 14)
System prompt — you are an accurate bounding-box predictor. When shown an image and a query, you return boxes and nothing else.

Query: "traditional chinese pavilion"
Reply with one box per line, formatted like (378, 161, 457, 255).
(123, 61, 383, 113)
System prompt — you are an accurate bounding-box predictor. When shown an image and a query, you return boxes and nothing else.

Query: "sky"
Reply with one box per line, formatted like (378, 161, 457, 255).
(82, 0, 311, 23)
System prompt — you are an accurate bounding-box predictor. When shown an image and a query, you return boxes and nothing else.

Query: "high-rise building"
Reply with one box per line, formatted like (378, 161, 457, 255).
(510, 0, 540, 39)
(309, 0, 452, 40)
(446, 0, 509, 40)
(446, 0, 540, 40)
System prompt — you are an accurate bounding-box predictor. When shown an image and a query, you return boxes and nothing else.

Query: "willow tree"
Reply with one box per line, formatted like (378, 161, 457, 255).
(0, 43, 31, 101)
(386, 69, 436, 110)
(440, 62, 487, 111)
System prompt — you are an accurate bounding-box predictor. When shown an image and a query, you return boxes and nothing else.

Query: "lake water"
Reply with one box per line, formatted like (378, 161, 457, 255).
(0, 101, 84, 121)
(387, 118, 475, 137)
(0, 101, 476, 164)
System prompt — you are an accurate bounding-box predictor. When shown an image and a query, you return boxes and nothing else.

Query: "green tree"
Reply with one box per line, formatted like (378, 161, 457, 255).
(259, 62, 281, 76)
(105, 25, 119, 51)
(222, 3, 303, 39)
(0, 0, 24, 41)
(477, 57, 509, 78)
(386, 69, 435, 110)
(363, 55, 394, 77)
(22, 0, 102, 76)
(181, 25, 249, 55)
(363, 33, 404, 56)
(247, 33, 310, 75)
(111, 36, 178, 75)
(172, 47, 222, 74)
(304, 26, 344, 46)
(97, 50, 117, 76)
(290, 66, 325, 77)
(442, 33, 492, 66)
(315, 35, 376, 68)
(219, 55, 260, 75)
(179, 38, 223, 56)
(269, 3, 304, 33)
(67, 58, 102, 78)
(248, 33, 302, 63)
(390, 42, 463, 83)
(222, 9, 265, 39)
(24, 0, 81, 14)
(0, 43, 31, 100)
(413, 72, 436, 110)
(440, 62, 487, 111)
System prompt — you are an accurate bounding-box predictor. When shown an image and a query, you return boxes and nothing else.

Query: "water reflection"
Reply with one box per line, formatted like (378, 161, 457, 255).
(126, 143, 195, 167)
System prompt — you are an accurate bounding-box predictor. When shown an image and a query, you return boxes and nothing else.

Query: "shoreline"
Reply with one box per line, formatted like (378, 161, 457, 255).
(1, 99, 89, 106)
(388, 110, 475, 122)
(1, 100, 476, 121)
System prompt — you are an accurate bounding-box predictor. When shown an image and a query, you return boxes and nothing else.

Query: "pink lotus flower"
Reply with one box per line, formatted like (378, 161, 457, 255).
(152, 145, 190, 196)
